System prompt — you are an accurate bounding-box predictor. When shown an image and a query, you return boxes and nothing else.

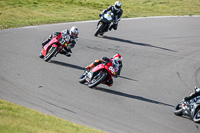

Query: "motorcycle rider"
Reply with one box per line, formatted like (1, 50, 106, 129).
(85, 53, 123, 87)
(99, 1, 123, 31)
(41, 26, 79, 57)
(184, 86, 200, 102)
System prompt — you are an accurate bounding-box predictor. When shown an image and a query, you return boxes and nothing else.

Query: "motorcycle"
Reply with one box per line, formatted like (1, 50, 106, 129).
(94, 11, 114, 36)
(79, 59, 119, 88)
(174, 96, 200, 123)
(39, 33, 68, 62)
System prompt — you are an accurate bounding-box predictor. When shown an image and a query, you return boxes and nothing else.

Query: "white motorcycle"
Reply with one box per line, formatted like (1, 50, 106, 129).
(174, 94, 200, 123)
(94, 11, 114, 36)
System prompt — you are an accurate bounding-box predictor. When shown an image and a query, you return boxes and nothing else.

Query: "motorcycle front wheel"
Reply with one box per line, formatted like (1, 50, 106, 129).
(88, 72, 107, 88)
(44, 47, 58, 62)
(94, 23, 104, 36)
(39, 49, 44, 58)
(174, 103, 183, 116)
(79, 71, 88, 84)
(193, 109, 200, 123)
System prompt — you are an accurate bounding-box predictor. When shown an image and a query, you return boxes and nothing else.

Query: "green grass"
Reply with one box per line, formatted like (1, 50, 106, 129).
(0, 0, 200, 132)
(0, 99, 106, 133)
(0, 0, 200, 29)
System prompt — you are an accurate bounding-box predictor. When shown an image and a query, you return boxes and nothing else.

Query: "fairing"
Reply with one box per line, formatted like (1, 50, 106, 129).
(42, 33, 68, 56)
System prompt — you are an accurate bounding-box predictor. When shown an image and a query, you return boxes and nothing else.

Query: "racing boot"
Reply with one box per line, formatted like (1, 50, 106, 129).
(65, 48, 72, 57)
(65, 51, 72, 57)
(105, 79, 113, 87)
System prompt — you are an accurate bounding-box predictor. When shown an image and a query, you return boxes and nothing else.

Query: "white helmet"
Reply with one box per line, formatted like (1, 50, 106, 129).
(70, 26, 79, 39)
(113, 53, 123, 63)
(114, 1, 122, 11)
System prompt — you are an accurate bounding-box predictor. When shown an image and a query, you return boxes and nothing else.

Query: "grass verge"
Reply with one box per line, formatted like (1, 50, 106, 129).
(0, 0, 200, 29)
(0, 99, 106, 133)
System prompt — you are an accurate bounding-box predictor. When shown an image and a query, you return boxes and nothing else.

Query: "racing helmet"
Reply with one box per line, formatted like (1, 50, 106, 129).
(114, 1, 122, 11)
(70, 26, 79, 39)
(112, 59, 119, 69)
(113, 53, 123, 63)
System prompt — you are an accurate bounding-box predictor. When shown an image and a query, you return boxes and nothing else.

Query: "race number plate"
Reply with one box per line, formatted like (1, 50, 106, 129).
(59, 37, 66, 45)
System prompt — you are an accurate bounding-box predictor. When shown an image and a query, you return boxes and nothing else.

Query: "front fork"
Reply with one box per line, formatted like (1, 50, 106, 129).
(97, 22, 110, 33)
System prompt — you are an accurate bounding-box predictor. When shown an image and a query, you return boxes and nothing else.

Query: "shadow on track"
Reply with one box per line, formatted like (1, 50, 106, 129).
(50, 60, 85, 70)
(118, 75, 137, 81)
(102, 36, 177, 52)
(51, 61, 137, 81)
(95, 87, 174, 107)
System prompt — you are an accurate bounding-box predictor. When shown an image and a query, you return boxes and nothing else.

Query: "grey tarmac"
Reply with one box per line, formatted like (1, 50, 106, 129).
(0, 16, 200, 133)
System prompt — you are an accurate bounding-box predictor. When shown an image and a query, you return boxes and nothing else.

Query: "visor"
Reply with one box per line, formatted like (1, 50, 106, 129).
(113, 60, 119, 69)
(115, 5, 121, 9)
(71, 32, 78, 38)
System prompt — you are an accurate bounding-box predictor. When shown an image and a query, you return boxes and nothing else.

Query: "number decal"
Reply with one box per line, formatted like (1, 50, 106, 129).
(59, 37, 66, 45)
(109, 66, 115, 74)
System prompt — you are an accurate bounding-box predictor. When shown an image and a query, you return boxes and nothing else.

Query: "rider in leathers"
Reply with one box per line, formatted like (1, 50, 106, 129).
(99, 1, 123, 31)
(41, 26, 79, 57)
(85, 54, 123, 87)
(184, 87, 200, 102)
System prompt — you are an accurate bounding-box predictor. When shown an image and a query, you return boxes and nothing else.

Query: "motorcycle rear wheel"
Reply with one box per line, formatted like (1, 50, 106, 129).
(193, 109, 200, 123)
(88, 72, 107, 88)
(44, 47, 58, 62)
(94, 23, 104, 36)
(174, 103, 183, 116)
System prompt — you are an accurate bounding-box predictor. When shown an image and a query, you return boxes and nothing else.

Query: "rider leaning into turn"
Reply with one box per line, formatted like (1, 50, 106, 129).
(41, 26, 79, 57)
(99, 1, 123, 31)
(85, 54, 123, 87)
(184, 86, 200, 102)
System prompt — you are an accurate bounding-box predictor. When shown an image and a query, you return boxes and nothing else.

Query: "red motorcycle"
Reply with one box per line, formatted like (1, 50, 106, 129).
(79, 59, 119, 88)
(39, 33, 69, 62)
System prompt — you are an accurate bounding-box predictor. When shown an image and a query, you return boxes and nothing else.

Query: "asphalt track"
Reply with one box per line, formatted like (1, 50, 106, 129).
(0, 16, 200, 133)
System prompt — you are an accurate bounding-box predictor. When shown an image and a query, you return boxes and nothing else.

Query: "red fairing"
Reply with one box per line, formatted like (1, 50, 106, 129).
(79, 59, 119, 88)
(42, 33, 68, 56)
(90, 59, 118, 81)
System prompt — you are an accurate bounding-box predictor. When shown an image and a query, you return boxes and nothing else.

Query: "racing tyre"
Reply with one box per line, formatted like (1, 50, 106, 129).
(174, 103, 183, 116)
(79, 72, 88, 84)
(193, 109, 200, 123)
(94, 23, 104, 36)
(44, 47, 58, 62)
(39, 49, 44, 58)
(88, 72, 107, 88)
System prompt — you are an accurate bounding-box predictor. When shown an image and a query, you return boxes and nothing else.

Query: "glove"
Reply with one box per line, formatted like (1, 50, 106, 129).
(99, 13, 103, 17)
(48, 34, 53, 39)
(184, 96, 190, 102)
(68, 40, 76, 48)
(85, 65, 91, 70)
